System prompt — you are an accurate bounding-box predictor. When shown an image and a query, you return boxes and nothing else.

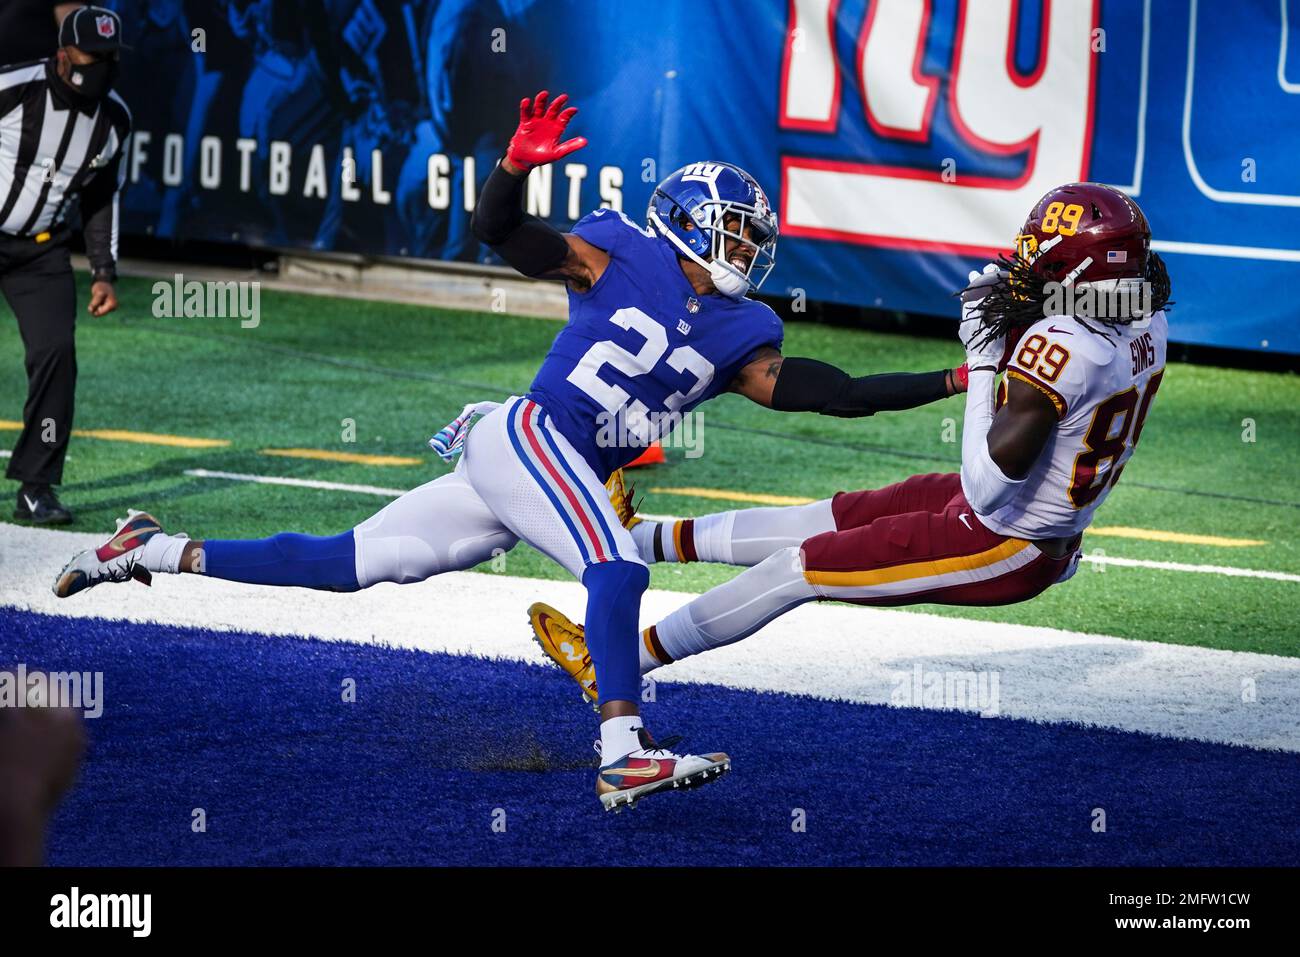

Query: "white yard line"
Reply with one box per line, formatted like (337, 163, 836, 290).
(183, 469, 1300, 584)
(1085, 553, 1300, 582)
(184, 468, 408, 497)
(2, 525, 1297, 753)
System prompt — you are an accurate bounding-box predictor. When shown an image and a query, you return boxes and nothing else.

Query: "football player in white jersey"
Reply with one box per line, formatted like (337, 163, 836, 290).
(52, 90, 970, 810)
(529, 183, 1172, 697)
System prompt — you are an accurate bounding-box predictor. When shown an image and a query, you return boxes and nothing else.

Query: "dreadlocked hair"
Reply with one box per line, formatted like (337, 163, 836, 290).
(959, 251, 1174, 349)
(1145, 251, 1173, 313)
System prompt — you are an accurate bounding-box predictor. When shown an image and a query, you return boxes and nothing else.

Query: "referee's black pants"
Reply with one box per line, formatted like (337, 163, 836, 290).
(1, 229, 77, 488)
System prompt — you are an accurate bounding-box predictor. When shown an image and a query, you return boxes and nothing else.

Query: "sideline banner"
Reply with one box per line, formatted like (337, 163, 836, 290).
(104, 0, 1300, 352)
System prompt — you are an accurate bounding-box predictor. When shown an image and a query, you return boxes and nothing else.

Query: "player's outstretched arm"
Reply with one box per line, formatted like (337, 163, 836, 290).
(729, 346, 967, 415)
(470, 90, 608, 291)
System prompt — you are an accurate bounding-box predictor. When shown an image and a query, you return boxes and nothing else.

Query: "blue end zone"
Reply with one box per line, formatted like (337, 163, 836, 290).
(3, 610, 1297, 866)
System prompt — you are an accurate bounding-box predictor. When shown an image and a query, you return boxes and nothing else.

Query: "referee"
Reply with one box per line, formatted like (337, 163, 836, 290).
(1, 6, 130, 525)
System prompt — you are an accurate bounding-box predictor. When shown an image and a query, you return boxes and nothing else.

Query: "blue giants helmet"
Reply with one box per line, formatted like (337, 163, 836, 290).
(646, 161, 778, 298)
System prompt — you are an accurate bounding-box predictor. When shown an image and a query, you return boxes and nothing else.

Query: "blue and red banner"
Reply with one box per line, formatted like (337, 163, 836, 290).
(106, 0, 1300, 352)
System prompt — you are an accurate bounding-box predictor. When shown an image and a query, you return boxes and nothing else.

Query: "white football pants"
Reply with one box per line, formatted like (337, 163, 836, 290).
(351, 396, 641, 586)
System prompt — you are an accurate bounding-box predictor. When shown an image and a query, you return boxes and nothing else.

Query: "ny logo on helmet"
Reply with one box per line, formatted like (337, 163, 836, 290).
(680, 162, 723, 184)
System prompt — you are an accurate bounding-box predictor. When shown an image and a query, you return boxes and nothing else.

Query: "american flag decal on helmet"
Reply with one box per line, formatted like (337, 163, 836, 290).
(1107, 250, 1128, 263)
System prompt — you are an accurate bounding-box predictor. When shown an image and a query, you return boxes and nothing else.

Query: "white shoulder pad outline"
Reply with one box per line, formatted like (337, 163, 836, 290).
(588, 207, 656, 239)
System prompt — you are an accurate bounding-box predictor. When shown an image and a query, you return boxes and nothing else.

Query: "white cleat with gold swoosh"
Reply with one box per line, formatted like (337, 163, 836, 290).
(596, 727, 731, 812)
(52, 510, 177, 598)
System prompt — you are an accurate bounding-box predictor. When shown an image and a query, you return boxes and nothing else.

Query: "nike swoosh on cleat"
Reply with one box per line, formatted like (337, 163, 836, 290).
(23, 495, 38, 513)
(101, 523, 160, 555)
(603, 760, 662, 780)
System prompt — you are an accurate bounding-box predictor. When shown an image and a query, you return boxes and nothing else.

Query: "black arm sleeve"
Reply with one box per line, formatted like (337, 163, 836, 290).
(770, 356, 951, 418)
(470, 160, 571, 278)
(80, 153, 123, 280)
(79, 96, 131, 282)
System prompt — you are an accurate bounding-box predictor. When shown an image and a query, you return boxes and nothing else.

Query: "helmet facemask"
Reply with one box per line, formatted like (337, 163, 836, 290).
(961, 182, 1173, 347)
(968, 246, 1172, 349)
(705, 202, 778, 295)
(649, 192, 778, 298)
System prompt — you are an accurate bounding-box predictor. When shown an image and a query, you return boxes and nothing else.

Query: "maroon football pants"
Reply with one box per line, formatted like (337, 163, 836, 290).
(800, 472, 1078, 607)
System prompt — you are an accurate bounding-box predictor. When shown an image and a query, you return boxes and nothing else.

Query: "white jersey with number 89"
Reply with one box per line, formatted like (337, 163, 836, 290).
(978, 310, 1168, 540)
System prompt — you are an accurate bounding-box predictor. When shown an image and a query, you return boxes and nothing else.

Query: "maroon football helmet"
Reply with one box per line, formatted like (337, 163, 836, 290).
(966, 182, 1168, 354)
(1014, 182, 1150, 287)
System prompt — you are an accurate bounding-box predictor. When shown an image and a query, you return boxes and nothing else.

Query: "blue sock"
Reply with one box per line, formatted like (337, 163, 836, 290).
(204, 531, 360, 591)
(581, 560, 649, 706)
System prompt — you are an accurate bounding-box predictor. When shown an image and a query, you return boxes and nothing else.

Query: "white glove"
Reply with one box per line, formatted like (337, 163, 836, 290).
(958, 263, 1008, 371)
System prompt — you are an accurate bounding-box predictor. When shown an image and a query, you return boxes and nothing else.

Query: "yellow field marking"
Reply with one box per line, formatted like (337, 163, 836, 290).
(1087, 527, 1265, 548)
(0, 420, 229, 448)
(261, 448, 424, 467)
(648, 486, 816, 507)
(78, 428, 230, 448)
(645, 486, 1265, 547)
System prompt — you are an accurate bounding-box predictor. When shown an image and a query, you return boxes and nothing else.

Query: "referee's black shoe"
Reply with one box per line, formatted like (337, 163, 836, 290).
(15, 486, 74, 526)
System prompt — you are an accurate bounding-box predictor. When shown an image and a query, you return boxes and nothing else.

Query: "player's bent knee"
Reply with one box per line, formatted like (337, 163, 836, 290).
(773, 545, 808, 577)
(581, 557, 649, 594)
(748, 546, 816, 602)
(352, 528, 443, 587)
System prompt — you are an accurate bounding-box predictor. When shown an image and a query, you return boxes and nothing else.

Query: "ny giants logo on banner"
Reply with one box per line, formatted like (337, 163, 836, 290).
(778, 0, 1100, 257)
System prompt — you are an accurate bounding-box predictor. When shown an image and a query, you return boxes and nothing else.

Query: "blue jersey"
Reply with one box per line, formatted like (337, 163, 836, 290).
(527, 209, 784, 480)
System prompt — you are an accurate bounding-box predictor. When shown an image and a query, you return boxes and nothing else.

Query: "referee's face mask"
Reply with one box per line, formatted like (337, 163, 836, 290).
(57, 48, 120, 101)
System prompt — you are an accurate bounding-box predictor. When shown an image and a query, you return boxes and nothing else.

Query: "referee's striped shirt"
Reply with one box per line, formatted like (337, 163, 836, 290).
(0, 58, 131, 274)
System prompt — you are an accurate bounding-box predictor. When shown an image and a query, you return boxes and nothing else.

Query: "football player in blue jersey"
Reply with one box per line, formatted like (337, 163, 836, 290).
(52, 90, 968, 811)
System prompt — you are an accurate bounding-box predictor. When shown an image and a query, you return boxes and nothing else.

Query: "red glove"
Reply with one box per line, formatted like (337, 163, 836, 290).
(505, 90, 587, 173)
(952, 362, 969, 392)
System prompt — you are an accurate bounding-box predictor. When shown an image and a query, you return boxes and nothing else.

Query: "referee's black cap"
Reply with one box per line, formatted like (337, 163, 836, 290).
(58, 6, 127, 55)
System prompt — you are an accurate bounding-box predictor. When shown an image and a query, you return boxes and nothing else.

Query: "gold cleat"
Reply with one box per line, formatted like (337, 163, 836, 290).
(604, 468, 641, 530)
(528, 602, 598, 706)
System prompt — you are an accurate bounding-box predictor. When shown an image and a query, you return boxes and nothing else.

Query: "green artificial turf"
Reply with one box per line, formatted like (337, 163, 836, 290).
(3, 273, 1297, 656)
